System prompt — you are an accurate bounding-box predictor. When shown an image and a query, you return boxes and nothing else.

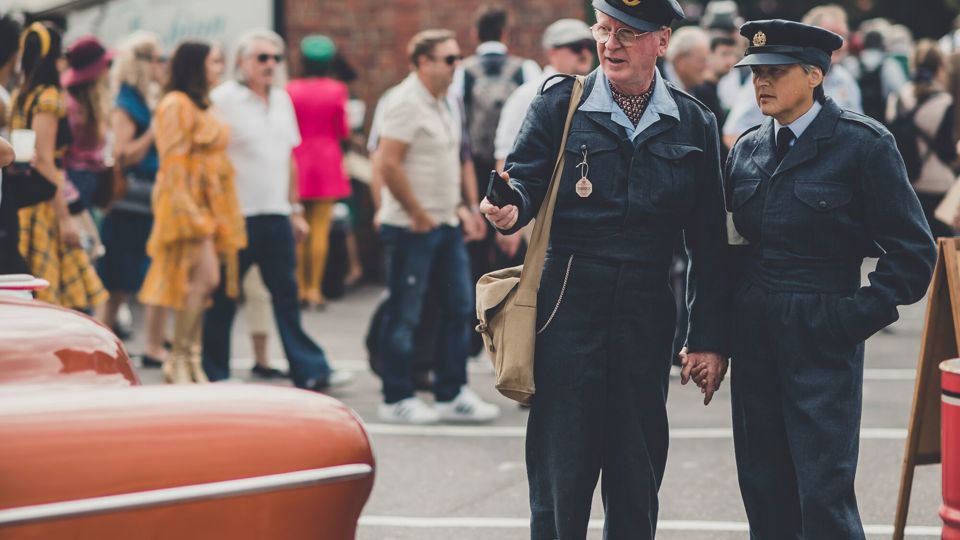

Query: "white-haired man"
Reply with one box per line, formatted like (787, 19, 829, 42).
(663, 25, 710, 92)
(203, 29, 351, 391)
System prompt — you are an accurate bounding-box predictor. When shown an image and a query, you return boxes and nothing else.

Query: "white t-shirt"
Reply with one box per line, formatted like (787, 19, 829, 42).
(210, 80, 301, 217)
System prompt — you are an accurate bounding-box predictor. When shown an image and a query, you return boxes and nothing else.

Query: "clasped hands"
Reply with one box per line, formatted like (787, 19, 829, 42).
(679, 348, 729, 406)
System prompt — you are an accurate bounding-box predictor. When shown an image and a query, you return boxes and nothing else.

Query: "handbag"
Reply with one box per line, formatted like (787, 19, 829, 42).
(474, 75, 584, 405)
(91, 163, 126, 210)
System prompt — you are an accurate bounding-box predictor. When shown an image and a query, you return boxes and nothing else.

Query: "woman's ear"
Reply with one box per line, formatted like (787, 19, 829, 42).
(809, 66, 824, 90)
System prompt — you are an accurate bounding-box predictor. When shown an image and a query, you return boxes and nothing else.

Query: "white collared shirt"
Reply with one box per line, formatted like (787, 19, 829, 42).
(211, 80, 301, 217)
(774, 100, 823, 146)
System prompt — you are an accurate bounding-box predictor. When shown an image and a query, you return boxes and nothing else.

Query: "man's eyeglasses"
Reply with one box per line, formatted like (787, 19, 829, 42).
(431, 54, 463, 66)
(256, 53, 284, 64)
(591, 24, 654, 46)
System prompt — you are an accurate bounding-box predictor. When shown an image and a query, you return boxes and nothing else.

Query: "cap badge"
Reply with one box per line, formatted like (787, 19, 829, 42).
(752, 31, 767, 47)
(623, 0, 641, 5)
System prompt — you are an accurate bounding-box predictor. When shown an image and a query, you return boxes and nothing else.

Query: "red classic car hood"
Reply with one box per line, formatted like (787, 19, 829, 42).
(0, 296, 138, 387)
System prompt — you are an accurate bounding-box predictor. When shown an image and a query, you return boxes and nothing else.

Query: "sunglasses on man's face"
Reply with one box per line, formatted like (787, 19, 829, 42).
(563, 41, 595, 55)
(256, 53, 283, 64)
(432, 54, 463, 66)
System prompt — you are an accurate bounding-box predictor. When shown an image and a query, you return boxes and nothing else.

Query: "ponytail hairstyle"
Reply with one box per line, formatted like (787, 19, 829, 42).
(14, 21, 63, 114)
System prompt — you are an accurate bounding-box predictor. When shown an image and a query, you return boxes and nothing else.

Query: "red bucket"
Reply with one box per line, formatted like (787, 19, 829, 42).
(941, 358, 960, 539)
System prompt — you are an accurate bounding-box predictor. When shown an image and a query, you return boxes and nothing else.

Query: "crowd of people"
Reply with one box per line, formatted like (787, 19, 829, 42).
(0, 18, 356, 391)
(1, 1, 960, 423)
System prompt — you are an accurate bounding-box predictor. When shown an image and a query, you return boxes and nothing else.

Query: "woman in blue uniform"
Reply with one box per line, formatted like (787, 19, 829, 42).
(715, 19, 937, 540)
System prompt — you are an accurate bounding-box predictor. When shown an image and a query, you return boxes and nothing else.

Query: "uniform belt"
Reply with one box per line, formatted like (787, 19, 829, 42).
(545, 249, 670, 290)
(743, 257, 860, 293)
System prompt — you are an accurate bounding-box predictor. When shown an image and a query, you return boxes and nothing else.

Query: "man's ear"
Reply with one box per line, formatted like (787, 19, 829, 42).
(658, 27, 672, 58)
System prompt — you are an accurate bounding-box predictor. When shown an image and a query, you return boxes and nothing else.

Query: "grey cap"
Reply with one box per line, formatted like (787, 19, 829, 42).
(542, 19, 594, 49)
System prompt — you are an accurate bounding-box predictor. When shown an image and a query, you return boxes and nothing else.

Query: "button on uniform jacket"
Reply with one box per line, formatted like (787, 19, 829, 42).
(500, 68, 730, 355)
(726, 97, 936, 344)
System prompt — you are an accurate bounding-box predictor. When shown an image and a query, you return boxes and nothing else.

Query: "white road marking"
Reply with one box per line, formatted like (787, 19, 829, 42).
(358, 515, 940, 535)
(232, 359, 918, 381)
(362, 424, 908, 440)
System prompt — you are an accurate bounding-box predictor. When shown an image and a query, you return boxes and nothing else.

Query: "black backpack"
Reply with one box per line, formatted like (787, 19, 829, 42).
(857, 59, 885, 122)
(888, 93, 937, 182)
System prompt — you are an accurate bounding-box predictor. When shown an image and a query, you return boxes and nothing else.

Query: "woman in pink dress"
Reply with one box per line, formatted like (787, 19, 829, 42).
(287, 35, 351, 309)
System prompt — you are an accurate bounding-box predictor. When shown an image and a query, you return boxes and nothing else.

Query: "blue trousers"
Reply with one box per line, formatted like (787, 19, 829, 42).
(527, 254, 675, 540)
(731, 265, 866, 540)
(379, 224, 472, 403)
(203, 215, 331, 387)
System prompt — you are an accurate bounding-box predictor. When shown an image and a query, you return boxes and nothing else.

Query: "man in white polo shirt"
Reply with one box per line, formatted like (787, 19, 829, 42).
(203, 29, 351, 392)
(377, 29, 500, 424)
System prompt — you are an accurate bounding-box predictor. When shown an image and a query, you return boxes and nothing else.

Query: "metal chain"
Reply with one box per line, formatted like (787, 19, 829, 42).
(536, 254, 574, 335)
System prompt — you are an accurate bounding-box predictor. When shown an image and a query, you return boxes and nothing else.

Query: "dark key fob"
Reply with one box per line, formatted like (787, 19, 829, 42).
(485, 170, 518, 208)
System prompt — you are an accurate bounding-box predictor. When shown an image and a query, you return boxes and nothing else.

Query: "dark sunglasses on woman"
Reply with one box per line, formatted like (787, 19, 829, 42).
(256, 53, 284, 64)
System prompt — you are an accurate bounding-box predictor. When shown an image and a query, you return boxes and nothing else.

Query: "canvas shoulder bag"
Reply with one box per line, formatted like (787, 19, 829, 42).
(475, 75, 584, 405)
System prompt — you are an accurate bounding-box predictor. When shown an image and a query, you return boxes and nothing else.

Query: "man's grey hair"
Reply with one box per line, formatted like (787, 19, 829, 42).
(666, 26, 709, 62)
(232, 28, 288, 86)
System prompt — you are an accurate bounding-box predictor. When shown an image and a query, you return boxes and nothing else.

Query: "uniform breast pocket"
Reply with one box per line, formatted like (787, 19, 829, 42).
(561, 131, 621, 205)
(792, 181, 854, 255)
(644, 142, 702, 210)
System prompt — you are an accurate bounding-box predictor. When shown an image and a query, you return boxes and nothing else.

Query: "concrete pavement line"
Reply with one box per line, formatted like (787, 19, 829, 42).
(232, 359, 917, 380)
(362, 424, 907, 439)
(357, 516, 940, 535)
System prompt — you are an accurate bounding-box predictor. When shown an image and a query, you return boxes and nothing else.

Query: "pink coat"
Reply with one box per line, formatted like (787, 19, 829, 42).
(288, 77, 351, 200)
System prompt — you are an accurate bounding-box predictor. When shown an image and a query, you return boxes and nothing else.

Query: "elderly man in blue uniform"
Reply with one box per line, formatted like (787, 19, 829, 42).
(481, 0, 729, 537)
(716, 19, 936, 540)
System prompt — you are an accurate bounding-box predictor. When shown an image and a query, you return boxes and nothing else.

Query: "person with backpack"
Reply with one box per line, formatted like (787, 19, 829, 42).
(852, 27, 908, 123)
(886, 40, 957, 239)
(457, 4, 541, 355)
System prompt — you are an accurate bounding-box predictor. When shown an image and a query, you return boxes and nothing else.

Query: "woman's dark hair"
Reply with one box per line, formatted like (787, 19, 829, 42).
(14, 21, 63, 114)
(0, 14, 22, 69)
(912, 39, 944, 102)
(164, 40, 213, 110)
(302, 57, 330, 78)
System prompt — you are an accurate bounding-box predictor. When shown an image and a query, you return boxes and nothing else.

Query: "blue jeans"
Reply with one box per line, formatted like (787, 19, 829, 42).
(379, 224, 472, 403)
(67, 169, 99, 210)
(203, 215, 331, 387)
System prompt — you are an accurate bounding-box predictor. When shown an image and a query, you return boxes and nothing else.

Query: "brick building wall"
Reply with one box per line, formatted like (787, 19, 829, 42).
(283, 0, 587, 126)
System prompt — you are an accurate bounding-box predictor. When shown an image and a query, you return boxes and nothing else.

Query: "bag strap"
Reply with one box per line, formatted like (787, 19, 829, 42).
(515, 75, 585, 306)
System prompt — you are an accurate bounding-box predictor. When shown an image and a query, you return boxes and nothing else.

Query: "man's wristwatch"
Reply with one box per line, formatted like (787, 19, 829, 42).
(291, 202, 304, 214)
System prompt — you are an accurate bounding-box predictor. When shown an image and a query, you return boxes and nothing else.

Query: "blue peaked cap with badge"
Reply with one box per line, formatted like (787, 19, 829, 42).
(734, 19, 843, 73)
(591, 0, 684, 32)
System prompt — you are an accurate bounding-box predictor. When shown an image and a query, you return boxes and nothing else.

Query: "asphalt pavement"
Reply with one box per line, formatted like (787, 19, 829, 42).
(128, 266, 944, 540)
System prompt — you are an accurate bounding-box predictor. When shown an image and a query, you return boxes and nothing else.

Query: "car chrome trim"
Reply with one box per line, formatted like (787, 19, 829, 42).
(0, 463, 373, 527)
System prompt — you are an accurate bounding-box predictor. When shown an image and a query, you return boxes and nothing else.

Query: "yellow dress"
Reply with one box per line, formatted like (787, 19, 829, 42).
(13, 85, 108, 310)
(138, 92, 246, 310)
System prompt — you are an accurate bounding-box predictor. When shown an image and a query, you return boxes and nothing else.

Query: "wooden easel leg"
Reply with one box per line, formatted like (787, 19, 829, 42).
(893, 453, 916, 540)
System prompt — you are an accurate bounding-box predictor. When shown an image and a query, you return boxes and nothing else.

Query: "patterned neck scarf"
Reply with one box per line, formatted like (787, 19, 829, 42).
(609, 81, 655, 126)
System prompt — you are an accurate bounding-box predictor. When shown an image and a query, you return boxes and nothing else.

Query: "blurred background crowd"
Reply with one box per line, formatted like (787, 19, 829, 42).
(2, 0, 960, 414)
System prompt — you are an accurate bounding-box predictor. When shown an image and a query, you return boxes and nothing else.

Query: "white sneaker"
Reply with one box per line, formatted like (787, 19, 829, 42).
(327, 370, 354, 388)
(378, 397, 440, 425)
(435, 387, 501, 423)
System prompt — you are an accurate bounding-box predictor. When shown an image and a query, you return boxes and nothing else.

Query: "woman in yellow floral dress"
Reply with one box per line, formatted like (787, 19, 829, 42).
(12, 22, 107, 311)
(139, 41, 246, 384)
